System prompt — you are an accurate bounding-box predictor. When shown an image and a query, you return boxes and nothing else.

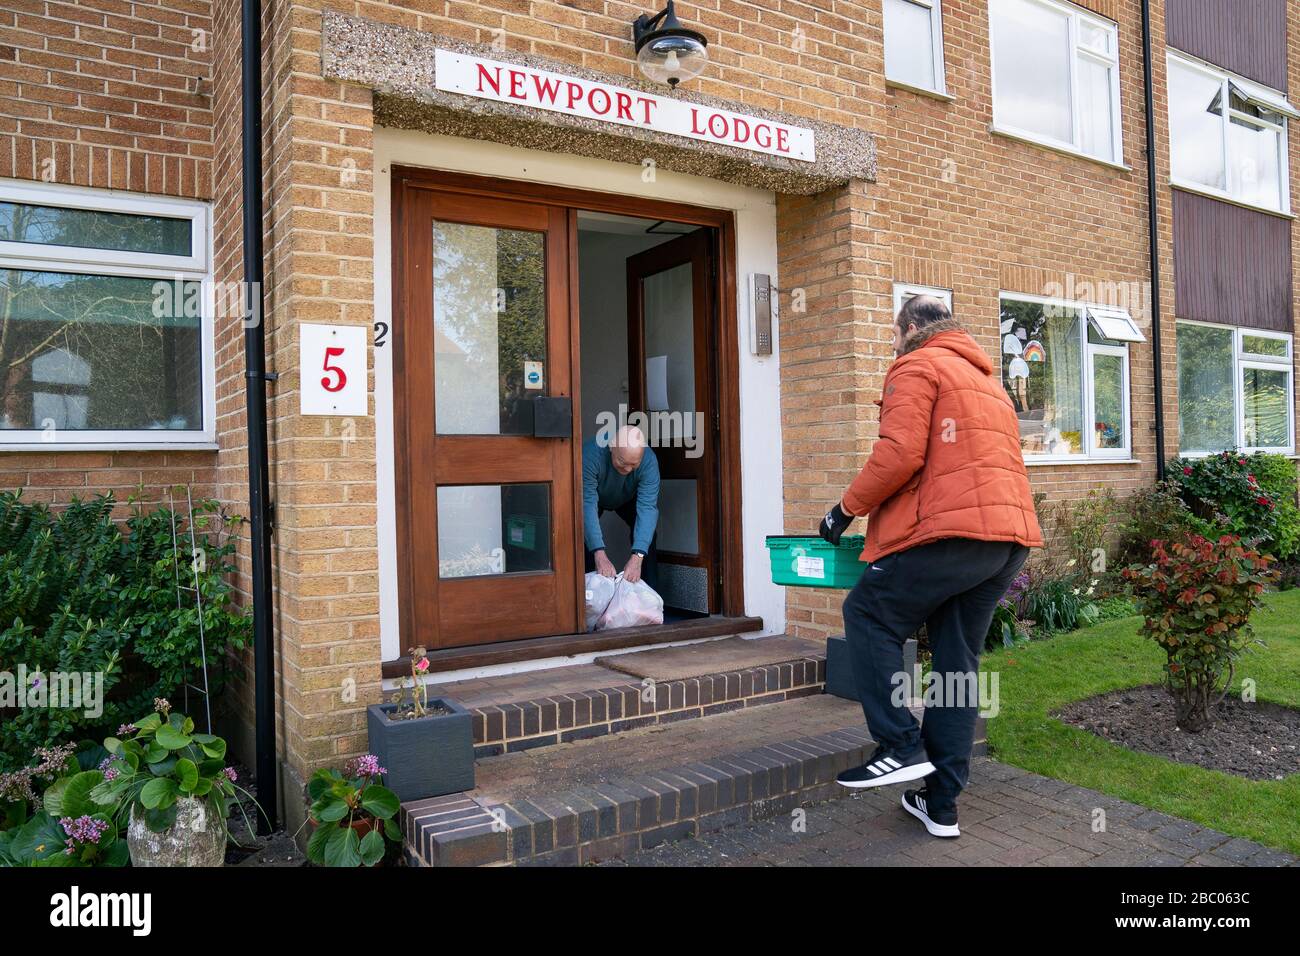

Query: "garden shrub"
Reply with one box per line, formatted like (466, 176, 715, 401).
(0, 492, 251, 771)
(1169, 451, 1300, 561)
(1112, 481, 1197, 568)
(1123, 534, 1274, 732)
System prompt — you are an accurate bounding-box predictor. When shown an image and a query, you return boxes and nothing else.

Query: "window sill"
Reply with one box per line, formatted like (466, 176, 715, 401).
(1024, 457, 1143, 466)
(1169, 181, 1295, 220)
(989, 125, 1131, 172)
(0, 441, 220, 452)
(885, 79, 955, 103)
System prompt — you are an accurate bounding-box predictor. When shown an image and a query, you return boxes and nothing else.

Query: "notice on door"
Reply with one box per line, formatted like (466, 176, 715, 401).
(434, 49, 816, 163)
(301, 323, 368, 416)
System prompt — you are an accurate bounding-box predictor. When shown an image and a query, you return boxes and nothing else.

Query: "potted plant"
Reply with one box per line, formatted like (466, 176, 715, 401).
(304, 755, 402, 867)
(90, 699, 255, 867)
(367, 646, 474, 802)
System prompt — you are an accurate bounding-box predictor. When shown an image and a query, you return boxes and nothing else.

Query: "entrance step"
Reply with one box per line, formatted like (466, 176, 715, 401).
(430, 633, 827, 758)
(400, 694, 883, 866)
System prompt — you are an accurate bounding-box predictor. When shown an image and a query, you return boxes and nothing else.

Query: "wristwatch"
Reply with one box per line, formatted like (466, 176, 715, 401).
(631, 549, 646, 557)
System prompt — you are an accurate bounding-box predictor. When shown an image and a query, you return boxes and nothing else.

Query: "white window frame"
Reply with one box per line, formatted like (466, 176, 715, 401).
(1176, 319, 1295, 456)
(988, 0, 1124, 166)
(999, 291, 1134, 463)
(884, 0, 948, 96)
(0, 179, 216, 450)
(893, 281, 953, 317)
(1166, 51, 1294, 215)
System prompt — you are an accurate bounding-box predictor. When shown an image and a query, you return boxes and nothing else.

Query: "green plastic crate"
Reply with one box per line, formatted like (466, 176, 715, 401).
(765, 534, 866, 589)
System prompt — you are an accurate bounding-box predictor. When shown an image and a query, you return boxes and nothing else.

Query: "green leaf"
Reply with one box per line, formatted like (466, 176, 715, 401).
(139, 777, 178, 810)
(323, 825, 362, 867)
(154, 725, 192, 751)
(40, 777, 71, 818)
(135, 713, 163, 732)
(144, 744, 168, 765)
(8, 812, 67, 864)
(102, 839, 130, 867)
(54, 771, 106, 819)
(199, 738, 226, 761)
(315, 798, 349, 823)
(359, 785, 399, 820)
(174, 758, 199, 793)
(306, 822, 334, 864)
(359, 829, 385, 866)
(382, 817, 401, 842)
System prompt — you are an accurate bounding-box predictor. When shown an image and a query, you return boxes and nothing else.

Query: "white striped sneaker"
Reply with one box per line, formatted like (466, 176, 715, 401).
(901, 788, 960, 837)
(835, 747, 935, 789)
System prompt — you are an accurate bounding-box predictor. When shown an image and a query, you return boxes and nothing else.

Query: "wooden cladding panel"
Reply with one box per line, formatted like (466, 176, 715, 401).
(1172, 188, 1293, 332)
(1166, 0, 1288, 91)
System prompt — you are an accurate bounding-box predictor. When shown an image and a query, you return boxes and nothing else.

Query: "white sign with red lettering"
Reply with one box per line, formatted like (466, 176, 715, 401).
(434, 49, 816, 163)
(300, 323, 368, 416)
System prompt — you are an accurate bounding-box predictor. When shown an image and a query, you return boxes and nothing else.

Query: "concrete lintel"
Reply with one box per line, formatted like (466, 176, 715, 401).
(321, 12, 875, 195)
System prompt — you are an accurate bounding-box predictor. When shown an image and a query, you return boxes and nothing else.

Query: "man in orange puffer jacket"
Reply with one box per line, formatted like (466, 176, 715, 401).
(819, 295, 1043, 838)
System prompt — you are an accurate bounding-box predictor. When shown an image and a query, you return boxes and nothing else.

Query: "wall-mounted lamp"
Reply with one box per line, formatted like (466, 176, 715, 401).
(632, 1, 709, 89)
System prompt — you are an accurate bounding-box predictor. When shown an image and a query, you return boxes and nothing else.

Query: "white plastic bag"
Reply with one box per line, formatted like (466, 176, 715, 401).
(584, 571, 619, 632)
(594, 574, 664, 631)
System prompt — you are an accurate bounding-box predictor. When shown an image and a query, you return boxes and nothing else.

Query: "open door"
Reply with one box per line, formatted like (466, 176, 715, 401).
(626, 229, 719, 614)
(395, 181, 579, 649)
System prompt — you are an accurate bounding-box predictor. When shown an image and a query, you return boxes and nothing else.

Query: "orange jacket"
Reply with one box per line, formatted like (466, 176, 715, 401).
(842, 329, 1043, 562)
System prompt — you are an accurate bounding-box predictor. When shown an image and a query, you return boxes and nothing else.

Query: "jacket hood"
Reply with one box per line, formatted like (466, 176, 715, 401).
(920, 329, 993, 376)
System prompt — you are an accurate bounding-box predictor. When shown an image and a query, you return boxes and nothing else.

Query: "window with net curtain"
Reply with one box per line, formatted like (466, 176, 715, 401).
(1000, 299, 1083, 456)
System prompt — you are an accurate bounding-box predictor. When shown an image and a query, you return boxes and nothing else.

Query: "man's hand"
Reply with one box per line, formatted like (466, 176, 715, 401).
(594, 550, 617, 578)
(623, 552, 644, 583)
(819, 503, 854, 546)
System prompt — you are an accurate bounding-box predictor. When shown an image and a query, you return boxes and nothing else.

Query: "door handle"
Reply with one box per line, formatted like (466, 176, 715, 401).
(532, 396, 572, 438)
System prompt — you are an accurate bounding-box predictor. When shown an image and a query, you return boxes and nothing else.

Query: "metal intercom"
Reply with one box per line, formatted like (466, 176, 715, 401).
(750, 273, 773, 356)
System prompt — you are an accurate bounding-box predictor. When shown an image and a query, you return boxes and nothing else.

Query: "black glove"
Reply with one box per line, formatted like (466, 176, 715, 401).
(819, 503, 854, 546)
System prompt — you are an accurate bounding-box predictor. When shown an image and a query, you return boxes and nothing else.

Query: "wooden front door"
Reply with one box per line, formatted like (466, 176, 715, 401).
(626, 229, 719, 612)
(395, 178, 579, 650)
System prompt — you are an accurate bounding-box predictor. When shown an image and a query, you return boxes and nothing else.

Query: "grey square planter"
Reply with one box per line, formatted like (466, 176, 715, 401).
(367, 699, 475, 803)
(825, 635, 919, 703)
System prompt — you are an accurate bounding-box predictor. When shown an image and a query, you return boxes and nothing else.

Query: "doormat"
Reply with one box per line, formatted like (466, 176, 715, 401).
(596, 634, 824, 682)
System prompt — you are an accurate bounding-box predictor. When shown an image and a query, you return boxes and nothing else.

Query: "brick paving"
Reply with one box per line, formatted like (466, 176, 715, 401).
(601, 759, 1299, 867)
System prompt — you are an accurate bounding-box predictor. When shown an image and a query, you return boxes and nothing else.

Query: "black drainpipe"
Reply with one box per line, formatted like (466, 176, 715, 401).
(241, 0, 278, 834)
(1141, 0, 1167, 481)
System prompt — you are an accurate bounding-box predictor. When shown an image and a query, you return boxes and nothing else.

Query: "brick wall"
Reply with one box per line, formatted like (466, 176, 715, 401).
(0, 0, 216, 510)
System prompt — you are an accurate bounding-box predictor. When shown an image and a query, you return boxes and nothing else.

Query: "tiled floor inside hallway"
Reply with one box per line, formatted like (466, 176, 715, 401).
(601, 759, 1299, 867)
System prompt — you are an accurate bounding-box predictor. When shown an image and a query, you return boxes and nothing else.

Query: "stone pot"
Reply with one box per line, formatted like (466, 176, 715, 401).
(367, 698, 474, 803)
(127, 796, 226, 867)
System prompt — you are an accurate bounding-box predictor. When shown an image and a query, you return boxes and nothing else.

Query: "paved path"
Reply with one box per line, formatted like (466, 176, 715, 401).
(602, 758, 1298, 867)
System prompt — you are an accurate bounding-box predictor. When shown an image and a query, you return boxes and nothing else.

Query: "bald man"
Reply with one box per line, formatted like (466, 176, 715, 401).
(583, 425, 660, 588)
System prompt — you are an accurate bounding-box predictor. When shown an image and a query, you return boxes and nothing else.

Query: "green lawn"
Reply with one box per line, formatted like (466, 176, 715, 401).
(982, 589, 1300, 854)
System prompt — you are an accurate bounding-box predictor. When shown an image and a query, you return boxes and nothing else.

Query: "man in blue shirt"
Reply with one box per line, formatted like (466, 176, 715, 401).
(583, 424, 660, 589)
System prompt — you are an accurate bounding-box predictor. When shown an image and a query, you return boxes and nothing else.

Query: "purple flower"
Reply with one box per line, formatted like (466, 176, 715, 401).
(117, 723, 137, 736)
(345, 754, 386, 779)
(221, 767, 238, 783)
(59, 814, 109, 853)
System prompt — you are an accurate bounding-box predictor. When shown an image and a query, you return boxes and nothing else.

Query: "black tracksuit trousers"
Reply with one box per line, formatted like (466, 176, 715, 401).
(841, 537, 1028, 816)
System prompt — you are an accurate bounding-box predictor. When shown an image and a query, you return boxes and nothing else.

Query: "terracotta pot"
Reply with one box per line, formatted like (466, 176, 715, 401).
(127, 796, 226, 867)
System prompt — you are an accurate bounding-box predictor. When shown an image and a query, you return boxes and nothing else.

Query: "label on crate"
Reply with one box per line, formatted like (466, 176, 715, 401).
(796, 555, 825, 579)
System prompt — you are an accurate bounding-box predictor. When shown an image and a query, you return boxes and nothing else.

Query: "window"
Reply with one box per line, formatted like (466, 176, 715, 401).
(893, 282, 953, 317)
(884, 0, 947, 95)
(0, 181, 213, 448)
(999, 294, 1140, 460)
(1177, 322, 1294, 454)
(989, 0, 1122, 164)
(1168, 52, 1294, 214)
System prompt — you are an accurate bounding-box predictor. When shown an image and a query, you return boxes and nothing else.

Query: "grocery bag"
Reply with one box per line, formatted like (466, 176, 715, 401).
(594, 574, 664, 631)
(584, 571, 619, 632)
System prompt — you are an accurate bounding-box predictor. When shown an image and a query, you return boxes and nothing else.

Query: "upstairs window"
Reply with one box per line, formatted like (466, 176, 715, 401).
(0, 181, 213, 448)
(884, 0, 947, 95)
(1168, 52, 1294, 214)
(989, 0, 1123, 165)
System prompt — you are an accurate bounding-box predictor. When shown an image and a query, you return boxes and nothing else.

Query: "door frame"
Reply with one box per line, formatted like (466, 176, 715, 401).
(391, 166, 745, 667)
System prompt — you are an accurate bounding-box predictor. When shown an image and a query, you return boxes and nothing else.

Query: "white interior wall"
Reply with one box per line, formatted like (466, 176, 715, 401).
(374, 128, 786, 676)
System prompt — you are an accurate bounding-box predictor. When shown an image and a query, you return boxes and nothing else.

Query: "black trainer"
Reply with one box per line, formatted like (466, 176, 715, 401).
(835, 746, 935, 789)
(901, 789, 960, 838)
